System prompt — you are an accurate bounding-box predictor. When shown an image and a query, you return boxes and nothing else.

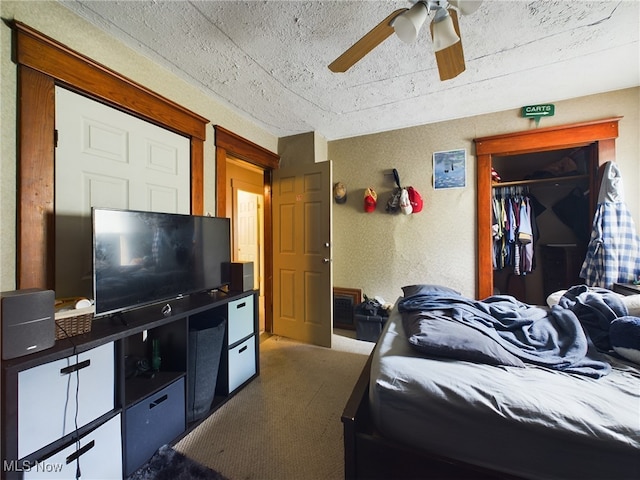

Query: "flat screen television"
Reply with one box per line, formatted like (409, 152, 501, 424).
(92, 208, 231, 316)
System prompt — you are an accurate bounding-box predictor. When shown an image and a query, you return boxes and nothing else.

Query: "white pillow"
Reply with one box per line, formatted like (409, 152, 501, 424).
(546, 290, 567, 307)
(546, 289, 640, 316)
(622, 294, 640, 316)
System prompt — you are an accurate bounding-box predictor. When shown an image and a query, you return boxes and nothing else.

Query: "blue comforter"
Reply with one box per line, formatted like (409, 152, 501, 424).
(398, 287, 624, 378)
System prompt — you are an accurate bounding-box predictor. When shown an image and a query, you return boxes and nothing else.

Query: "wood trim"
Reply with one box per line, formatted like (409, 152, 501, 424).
(262, 169, 274, 333)
(475, 118, 621, 156)
(214, 125, 280, 170)
(215, 146, 228, 218)
(17, 66, 56, 289)
(190, 138, 204, 215)
(12, 21, 209, 289)
(476, 152, 493, 300)
(474, 117, 621, 300)
(13, 21, 208, 140)
(214, 126, 279, 333)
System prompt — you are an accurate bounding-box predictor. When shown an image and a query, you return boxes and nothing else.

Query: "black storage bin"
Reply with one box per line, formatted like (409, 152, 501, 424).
(354, 298, 388, 342)
(355, 314, 386, 342)
(187, 315, 226, 423)
(125, 377, 185, 476)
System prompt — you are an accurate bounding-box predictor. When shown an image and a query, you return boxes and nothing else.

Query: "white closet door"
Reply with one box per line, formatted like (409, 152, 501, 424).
(55, 87, 190, 298)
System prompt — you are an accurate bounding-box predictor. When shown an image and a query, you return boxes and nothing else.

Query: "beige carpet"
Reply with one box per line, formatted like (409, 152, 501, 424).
(175, 332, 374, 480)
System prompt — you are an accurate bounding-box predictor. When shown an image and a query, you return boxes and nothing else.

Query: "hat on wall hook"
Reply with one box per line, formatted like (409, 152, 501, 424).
(407, 186, 423, 213)
(334, 182, 347, 204)
(364, 187, 377, 212)
(386, 168, 412, 214)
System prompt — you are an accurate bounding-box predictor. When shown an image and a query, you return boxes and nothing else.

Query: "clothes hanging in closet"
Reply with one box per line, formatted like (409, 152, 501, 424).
(492, 187, 536, 275)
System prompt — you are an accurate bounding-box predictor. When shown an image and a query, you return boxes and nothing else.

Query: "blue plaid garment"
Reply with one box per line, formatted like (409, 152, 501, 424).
(580, 162, 640, 289)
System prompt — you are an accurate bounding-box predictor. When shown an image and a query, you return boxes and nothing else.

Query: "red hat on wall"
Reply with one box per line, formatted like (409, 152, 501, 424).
(364, 187, 377, 213)
(407, 186, 423, 213)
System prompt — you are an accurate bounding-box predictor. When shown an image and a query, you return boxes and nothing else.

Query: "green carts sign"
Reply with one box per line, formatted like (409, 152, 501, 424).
(521, 104, 555, 125)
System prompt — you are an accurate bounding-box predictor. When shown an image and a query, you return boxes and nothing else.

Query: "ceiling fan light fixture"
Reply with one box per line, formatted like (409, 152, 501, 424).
(392, 1, 429, 44)
(448, 0, 482, 15)
(431, 8, 460, 52)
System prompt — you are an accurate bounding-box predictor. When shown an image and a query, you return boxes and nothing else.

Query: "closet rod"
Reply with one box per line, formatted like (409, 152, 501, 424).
(493, 185, 529, 196)
(492, 174, 589, 188)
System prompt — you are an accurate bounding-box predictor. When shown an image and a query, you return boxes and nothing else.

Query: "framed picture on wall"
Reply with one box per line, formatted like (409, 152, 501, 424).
(433, 149, 466, 189)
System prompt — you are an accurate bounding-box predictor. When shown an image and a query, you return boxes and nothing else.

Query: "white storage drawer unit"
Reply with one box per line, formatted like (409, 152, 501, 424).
(227, 295, 254, 345)
(17, 342, 115, 459)
(23, 413, 122, 480)
(228, 335, 256, 392)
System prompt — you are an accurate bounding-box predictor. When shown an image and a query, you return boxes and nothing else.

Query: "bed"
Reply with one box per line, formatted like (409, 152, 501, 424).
(342, 285, 640, 480)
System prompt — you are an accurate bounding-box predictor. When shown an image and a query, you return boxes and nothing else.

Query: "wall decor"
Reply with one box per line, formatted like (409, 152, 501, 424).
(433, 149, 466, 189)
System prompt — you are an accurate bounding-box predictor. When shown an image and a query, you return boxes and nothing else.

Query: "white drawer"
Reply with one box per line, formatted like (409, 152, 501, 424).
(227, 295, 254, 345)
(18, 342, 115, 459)
(228, 335, 256, 393)
(23, 414, 122, 480)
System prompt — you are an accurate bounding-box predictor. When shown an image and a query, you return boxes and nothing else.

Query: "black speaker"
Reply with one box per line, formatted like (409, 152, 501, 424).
(1, 289, 55, 360)
(230, 262, 254, 292)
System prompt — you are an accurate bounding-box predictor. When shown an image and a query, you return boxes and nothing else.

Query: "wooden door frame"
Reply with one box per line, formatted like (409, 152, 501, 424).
(214, 125, 279, 333)
(474, 117, 621, 300)
(12, 21, 209, 290)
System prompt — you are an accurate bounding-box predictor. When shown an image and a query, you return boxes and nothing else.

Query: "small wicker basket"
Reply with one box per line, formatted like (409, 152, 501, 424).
(54, 306, 94, 340)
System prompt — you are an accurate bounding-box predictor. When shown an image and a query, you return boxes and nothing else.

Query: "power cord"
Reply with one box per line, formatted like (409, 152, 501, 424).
(56, 323, 83, 479)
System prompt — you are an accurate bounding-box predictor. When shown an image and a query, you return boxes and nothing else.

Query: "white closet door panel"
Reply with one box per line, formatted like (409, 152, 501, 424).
(55, 87, 191, 298)
(83, 174, 129, 212)
(146, 139, 181, 174)
(82, 118, 129, 165)
(55, 87, 190, 213)
(144, 184, 179, 213)
(128, 118, 190, 214)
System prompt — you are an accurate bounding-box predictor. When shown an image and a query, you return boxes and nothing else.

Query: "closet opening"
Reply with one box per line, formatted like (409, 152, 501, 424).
(491, 146, 594, 305)
(474, 117, 621, 302)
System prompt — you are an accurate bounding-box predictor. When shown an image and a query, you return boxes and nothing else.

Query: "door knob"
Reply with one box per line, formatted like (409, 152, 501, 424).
(323, 258, 332, 263)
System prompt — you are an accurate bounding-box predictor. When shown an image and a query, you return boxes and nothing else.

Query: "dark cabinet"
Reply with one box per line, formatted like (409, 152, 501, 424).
(540, 244, 585, 298)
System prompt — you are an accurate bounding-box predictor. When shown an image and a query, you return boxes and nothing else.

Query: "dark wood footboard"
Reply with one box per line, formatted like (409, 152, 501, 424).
(341, 351, 522, 480)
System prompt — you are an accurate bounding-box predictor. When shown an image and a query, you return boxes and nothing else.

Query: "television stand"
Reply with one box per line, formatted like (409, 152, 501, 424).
(112, 310, 128, 326)
(1, 289, 259, 479)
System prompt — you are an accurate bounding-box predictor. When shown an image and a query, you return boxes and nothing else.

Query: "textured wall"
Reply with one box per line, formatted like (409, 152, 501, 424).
(0, 0, 278, 291)
(329, 88, 640, 302)
(1, 2, 638, 302)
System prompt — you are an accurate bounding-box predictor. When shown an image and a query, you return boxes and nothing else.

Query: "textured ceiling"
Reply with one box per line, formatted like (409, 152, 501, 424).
(59, 0, 640, 140)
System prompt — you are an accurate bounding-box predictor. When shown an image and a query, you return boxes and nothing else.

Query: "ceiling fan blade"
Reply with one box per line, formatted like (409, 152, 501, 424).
(431, 10, 466, 81)
(328, 8, 408, 73)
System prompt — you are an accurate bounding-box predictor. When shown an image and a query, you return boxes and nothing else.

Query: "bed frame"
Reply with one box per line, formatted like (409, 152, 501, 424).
(341, 353, 524, 480)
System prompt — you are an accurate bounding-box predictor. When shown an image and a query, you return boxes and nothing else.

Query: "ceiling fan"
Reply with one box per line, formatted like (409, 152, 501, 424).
(328, 0, 482, 81)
